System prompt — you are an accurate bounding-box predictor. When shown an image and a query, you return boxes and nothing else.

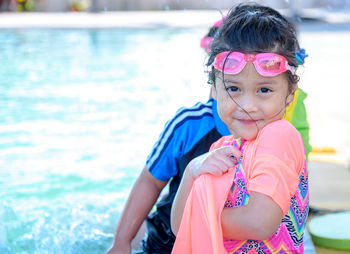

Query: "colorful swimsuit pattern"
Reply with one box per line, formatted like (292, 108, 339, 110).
(222, 139, 309, 254)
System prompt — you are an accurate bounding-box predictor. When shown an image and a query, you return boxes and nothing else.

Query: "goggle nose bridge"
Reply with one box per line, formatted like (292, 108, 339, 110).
(244, 54, 256, 62)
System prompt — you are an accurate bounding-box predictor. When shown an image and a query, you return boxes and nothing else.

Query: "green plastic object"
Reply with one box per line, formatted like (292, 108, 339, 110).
(308, 211, 350, 250)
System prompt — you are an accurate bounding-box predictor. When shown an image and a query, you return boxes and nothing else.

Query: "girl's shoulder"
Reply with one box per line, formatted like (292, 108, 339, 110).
(252, 119, 306, 169)
(258, 119, 302, 145)
(261, 119, 297, 134)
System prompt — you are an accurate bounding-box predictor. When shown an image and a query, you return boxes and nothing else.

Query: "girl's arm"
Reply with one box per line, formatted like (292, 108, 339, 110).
(221, 191, 283, 240)
(220, 120, 303, 241)
(170, 163, 195, 236)
(171, 146, 241, 236)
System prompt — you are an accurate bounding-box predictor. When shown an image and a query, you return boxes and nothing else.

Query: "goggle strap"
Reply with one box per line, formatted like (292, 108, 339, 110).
(287, 64, 296, 74)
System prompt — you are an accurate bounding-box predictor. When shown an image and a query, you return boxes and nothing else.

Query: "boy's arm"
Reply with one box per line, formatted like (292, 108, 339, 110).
(107, 167, 168, 254)
(221, 191, 283, 240)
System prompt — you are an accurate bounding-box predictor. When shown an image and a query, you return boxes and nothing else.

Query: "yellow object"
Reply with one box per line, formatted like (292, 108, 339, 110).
(71, 0, 91, 11)
(284, 89, 298, 123)
(283, 88, 312, 158)
(311, 146, 336, 154)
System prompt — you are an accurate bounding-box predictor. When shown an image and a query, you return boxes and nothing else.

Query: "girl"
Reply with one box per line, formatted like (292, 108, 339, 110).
(171, 3, 309, 254)
(200, 18, 311, 159)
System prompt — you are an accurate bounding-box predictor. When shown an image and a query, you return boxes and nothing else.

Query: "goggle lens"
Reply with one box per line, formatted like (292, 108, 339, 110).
(221, 57, 241, 70)
(259, 59, 282, 71)
(214, 52, 245, 74)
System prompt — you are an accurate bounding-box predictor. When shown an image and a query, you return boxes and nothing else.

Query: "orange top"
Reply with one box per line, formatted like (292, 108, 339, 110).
(172, 120, 305, 253)
(212, 119, 305, 214)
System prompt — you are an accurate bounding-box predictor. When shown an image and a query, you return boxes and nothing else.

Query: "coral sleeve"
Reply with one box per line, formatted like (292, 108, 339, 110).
(245, 120, 305, 215)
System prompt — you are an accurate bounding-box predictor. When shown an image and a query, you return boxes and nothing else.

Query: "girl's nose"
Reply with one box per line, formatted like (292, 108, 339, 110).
(237, 94, 258, 113)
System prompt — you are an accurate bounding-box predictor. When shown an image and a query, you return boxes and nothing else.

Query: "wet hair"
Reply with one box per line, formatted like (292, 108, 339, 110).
(207, 3, 300, 91)
(206, 26, 219, 38)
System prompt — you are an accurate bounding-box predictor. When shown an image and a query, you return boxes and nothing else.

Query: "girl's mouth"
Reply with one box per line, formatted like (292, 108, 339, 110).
(237, 119, 258, 125)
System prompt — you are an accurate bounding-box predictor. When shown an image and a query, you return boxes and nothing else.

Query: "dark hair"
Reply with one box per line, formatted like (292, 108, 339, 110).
(207, 3, 300, 90)
(206, 26, 219, 38)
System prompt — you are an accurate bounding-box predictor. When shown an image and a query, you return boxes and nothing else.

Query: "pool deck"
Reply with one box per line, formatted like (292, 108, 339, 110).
(309, 154, 350, 212)
(1, 10, 220, 29)
(0, 8, 350, 29)
(307, 154, 350, 254)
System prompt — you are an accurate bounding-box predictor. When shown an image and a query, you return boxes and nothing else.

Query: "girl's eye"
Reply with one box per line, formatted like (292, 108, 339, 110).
(258, 87, 271, 93)
(226, 86, 239, 92)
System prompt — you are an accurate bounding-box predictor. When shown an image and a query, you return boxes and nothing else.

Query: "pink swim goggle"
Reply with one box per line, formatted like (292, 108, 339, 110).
(200, 37, 213, 53)
(213, 51, 296, 77)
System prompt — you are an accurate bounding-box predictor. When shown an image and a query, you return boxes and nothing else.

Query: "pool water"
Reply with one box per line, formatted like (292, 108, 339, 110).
(0, 28, 209, 253)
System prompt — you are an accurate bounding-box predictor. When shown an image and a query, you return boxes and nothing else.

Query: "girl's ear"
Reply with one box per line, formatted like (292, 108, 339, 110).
(286, 89, 295, 107)
(211, 84, 217, 100)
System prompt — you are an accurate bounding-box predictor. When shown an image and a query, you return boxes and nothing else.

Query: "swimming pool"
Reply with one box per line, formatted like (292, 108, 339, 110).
(0, 28, 209, 253)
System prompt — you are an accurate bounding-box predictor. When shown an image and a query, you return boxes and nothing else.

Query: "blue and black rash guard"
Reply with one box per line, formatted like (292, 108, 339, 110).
(141, 98, 229, 253)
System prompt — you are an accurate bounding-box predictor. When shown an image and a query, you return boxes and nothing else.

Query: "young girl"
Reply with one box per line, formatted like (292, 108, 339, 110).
(200, 18, 311, 159)
(171, 3, 309, 254)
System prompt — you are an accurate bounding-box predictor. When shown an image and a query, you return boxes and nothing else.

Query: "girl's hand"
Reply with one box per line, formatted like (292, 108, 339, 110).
(187, 146, 242, 179)
(171, 145, 242, 236)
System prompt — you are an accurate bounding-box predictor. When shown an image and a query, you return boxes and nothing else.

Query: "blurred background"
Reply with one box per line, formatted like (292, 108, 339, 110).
(1, 0, 350, 253)
(0, 0, 350, 12)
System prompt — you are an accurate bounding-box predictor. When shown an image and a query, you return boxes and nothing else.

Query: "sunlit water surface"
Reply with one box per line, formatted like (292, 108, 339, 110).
(0, 28, 209, 253)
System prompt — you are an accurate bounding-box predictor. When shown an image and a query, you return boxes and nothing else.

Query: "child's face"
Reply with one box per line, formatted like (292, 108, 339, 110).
(212, 62, 294, 141)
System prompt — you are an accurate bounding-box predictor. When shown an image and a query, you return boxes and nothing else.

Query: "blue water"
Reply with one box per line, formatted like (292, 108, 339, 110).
(0, 28, 208, 253)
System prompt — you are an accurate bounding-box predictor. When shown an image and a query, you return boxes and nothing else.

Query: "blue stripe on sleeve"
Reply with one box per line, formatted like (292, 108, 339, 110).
(146, 100, 215, 180)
